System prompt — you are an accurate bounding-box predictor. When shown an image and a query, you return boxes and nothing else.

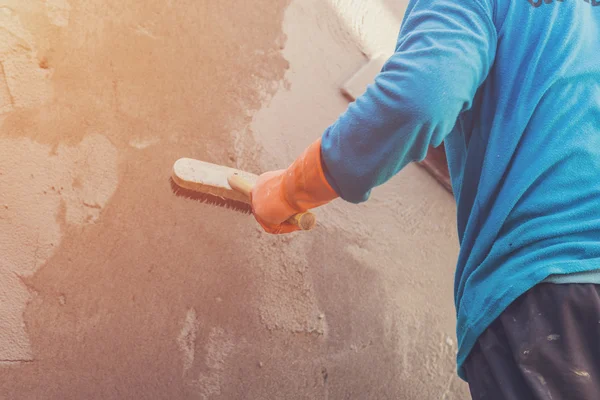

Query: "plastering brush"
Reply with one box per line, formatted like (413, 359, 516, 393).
(170, 158, 316, 231)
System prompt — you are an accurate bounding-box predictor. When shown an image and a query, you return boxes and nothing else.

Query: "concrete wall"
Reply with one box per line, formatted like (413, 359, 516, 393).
(0, 0, 468, 398)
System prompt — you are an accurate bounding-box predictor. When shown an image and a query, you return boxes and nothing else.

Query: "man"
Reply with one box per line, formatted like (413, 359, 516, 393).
(251, 0, 600, 398)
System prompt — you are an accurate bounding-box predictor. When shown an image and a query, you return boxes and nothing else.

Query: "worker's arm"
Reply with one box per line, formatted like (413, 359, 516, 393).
(323, 0, 497, 202)
(251, 0, 497, 233)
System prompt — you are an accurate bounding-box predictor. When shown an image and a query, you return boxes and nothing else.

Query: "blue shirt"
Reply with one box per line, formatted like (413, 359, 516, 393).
(319, 0, 600, 380)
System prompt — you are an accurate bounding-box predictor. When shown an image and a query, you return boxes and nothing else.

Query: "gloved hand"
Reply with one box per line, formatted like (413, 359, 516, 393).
(250, 138, 339, 234)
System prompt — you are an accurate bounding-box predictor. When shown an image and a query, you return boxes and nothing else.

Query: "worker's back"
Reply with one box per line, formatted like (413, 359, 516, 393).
(444, 0, 600, 377)
(315, 0, 600, 379)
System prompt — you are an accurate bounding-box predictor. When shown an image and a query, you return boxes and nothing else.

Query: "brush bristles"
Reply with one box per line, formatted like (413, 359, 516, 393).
(169, 177, 253, 214)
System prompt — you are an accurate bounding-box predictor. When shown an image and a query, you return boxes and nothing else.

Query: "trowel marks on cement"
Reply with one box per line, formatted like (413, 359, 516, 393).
(190, 327, 235, 400)
(177, 308, 200, 374)
(0, 135, 118, 362)
(177, 310, 236, 398)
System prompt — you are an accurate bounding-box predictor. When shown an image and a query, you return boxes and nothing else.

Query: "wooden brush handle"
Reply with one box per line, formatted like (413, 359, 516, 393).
(228, 174, 316, 231)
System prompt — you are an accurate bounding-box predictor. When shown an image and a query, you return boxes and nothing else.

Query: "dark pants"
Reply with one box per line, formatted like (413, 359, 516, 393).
(464, 283, 600, 399)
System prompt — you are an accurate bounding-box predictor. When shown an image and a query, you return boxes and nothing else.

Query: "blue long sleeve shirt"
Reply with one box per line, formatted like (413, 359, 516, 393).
(320, 0, 600, 380)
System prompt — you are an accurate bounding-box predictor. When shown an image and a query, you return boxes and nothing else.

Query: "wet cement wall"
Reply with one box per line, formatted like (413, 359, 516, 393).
(0, 0, 468, 398)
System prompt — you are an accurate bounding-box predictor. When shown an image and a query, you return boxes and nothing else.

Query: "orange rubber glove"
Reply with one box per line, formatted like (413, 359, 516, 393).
(250, 138, 339, 234)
